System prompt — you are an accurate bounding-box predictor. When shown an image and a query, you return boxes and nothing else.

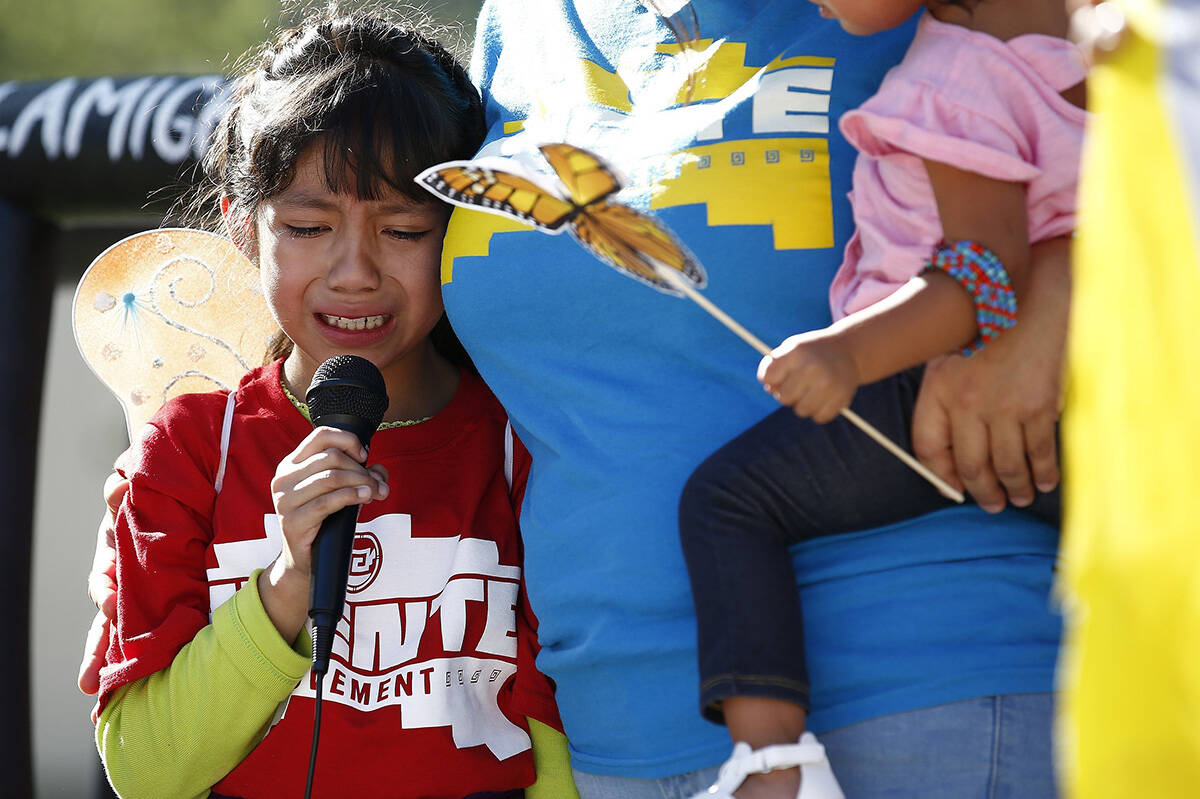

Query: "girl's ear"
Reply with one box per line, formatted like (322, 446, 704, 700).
(221, 196, 258, 262)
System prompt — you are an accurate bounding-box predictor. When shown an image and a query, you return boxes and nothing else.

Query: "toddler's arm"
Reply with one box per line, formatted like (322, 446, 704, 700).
(760, 161, 1031, 422)
(77, 472, 124, 695)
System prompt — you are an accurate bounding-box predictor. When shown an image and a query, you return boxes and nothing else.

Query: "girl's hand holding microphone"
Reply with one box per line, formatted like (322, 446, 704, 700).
(258, 426, 389, 642)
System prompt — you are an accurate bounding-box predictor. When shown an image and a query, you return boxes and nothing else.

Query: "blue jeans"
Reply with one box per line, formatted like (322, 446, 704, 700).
(678, 368, 1060, 718)
(571, 693, 1058, 798)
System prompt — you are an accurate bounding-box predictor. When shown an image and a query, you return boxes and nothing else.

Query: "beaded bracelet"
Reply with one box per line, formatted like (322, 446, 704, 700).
(920, 239, 1017, 356)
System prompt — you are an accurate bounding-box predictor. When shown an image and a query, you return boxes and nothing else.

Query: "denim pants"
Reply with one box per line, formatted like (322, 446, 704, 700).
(571, 693, 1058, 799)
(677, 368, 1059, 718)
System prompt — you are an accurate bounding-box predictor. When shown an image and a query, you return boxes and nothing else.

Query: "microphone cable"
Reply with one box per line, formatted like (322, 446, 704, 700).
(300, 355, 388, 799)
(304, 666, 325, 799)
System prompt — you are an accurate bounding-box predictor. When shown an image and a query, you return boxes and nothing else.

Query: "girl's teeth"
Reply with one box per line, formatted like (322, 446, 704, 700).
(321, 313, 386, 330)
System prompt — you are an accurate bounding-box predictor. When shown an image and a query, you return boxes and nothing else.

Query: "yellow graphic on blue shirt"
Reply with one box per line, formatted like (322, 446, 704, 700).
(501, 55, 634, 134)
(656, 40, 835, 107)
(581, 58, 635, 113)
(442, 41, 838, 282)
(651, 138, 832, 251)
(441, 212, 529, 286)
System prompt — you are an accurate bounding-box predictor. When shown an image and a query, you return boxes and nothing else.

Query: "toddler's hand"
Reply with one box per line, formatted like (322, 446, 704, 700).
(758, 332, 860, 423)
(270, 427, 389, 578)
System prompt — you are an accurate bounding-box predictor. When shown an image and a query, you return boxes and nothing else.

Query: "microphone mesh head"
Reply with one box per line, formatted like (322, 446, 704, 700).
(305, 355, 389, 429)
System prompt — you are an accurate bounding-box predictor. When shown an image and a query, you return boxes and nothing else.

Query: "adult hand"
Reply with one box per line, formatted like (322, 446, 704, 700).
(911, 237, 1071, 512)
(77, 471, 127, 694)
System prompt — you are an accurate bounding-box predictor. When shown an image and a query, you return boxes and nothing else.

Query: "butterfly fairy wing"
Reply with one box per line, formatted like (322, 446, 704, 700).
(416, 160, 576, 232)
(570, 201, 708, 295)
(72, 228, 276, 438)
(539, 143, 621, 207)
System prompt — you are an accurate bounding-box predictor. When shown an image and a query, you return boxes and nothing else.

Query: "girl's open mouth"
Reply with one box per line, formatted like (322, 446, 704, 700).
(318, 313, 390, 331)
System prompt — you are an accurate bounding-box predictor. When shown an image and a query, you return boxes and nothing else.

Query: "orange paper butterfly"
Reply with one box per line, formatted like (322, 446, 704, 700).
(417, 142, 707, 294)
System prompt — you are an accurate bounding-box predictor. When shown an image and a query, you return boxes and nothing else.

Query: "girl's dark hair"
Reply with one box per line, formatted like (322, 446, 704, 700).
(184, 6, 484, 368)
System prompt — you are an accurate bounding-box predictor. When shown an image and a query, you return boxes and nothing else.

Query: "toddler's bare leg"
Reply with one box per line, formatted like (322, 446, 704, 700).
(724, 696, 807, 799)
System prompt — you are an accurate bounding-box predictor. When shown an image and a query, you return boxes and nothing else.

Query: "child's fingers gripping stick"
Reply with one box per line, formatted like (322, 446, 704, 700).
(759, 334, 860, 424)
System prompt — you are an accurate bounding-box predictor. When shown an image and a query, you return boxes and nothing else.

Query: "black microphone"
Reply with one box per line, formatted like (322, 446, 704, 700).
(304, 355, 388, 676)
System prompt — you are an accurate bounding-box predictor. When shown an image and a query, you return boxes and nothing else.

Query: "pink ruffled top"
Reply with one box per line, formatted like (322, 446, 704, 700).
(828, 13, 1088, 320)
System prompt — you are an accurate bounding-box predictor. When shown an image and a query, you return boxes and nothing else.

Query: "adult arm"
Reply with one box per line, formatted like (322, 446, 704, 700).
(911, 236, 1070, 511)
(78, 472, 125, 695)
(97, 571, 311, 798)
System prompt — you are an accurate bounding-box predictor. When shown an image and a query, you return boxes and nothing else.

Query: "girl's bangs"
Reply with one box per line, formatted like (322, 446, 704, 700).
(314, 65, 464, 204)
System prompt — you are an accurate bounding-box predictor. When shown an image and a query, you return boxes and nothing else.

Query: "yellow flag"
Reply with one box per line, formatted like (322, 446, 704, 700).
(1060, 1, 1200, 795)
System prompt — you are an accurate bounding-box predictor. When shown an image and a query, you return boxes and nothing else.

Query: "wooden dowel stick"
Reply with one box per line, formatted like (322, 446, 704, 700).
(655, 266, 964, 503)
(837, 407, 963, 503)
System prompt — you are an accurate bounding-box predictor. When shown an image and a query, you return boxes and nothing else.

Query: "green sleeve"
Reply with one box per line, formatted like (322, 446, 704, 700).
(96, 570, 311, 798)
(524, 717, 581, 799)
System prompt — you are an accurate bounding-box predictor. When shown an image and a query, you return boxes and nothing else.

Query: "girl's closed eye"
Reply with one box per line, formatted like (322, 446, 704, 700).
(385, 228, 431, 242)
(285, 224, 328, 238)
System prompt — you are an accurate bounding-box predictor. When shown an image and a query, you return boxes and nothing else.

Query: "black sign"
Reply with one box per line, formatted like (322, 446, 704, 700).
(0, 76, 232, 216)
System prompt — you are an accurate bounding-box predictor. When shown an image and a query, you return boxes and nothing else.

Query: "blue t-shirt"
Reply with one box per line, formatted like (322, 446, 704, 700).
(442, 0, 1061, 778)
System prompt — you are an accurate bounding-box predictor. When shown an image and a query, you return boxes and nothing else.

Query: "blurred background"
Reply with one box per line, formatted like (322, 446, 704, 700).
(0, 1, 483, 796)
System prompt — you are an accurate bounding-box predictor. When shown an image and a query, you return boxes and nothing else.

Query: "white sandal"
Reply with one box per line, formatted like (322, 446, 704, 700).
(691, 732, 845, 799)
